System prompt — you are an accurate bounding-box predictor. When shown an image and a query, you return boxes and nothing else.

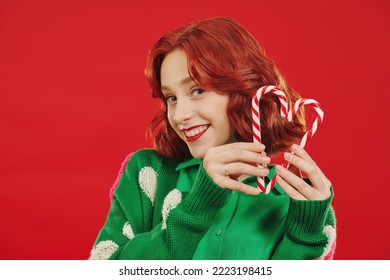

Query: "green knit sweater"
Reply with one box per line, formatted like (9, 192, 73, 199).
(90, 149, 336, 260)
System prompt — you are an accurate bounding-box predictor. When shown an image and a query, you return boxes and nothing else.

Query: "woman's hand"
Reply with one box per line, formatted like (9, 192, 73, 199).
(203, 142, 270, 195)
(275, 144, 332, 200)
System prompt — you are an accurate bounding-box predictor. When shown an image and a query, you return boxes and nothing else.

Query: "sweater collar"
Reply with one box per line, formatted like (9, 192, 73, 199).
(175, 157, 202, 171)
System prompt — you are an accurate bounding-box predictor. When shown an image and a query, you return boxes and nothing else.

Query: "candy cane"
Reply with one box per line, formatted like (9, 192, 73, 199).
(284, 98, 324, 169)
(252, 86, 324, 194)
(288, 98, 324, 148)
(252, 86, 288, 193)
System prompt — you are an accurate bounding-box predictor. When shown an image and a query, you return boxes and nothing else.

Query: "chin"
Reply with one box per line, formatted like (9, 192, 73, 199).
(188, 147, 207, 159)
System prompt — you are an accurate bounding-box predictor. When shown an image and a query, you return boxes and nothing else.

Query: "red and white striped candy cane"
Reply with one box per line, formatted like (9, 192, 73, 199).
(252, 86, 325, 194)
(288, 98, 324, 148)
(284, 98, 324, 170)
(252, 85, 288, 193)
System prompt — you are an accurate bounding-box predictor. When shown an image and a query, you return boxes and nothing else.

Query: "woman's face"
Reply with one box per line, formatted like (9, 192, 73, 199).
(160, 49, 236, 159)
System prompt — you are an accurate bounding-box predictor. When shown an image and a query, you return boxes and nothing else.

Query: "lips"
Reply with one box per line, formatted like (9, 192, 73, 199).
(182, 125, 210, 142)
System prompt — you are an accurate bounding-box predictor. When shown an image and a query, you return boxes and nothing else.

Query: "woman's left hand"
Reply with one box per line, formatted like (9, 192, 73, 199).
(275, 144, 332, 201)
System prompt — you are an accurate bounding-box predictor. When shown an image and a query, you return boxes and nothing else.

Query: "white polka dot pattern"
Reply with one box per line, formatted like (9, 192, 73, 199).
(162, 189, 182, 229)
(89, 240, 119, 260)
(122, 221, 135, 239)
(317, 225, 336, 259)
(138, 167, 157, 205)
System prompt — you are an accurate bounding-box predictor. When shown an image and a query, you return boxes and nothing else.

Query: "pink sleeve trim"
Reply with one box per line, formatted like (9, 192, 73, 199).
(323, 239, 337, 260)
(109, 153, 133, 201)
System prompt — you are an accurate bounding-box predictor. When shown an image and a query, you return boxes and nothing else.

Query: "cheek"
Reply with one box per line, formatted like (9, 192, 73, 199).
(212, 109, 230, 136)
(166, 108, 175, 128)
(221, 102, 234, 137)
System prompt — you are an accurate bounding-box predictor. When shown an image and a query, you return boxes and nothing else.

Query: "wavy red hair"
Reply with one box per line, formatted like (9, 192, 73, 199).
(145, 17, 305, 161)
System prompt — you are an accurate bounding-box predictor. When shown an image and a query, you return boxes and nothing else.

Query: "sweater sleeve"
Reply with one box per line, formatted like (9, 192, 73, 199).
(271, 188, 337, 260)
(89, 151, 231, 260)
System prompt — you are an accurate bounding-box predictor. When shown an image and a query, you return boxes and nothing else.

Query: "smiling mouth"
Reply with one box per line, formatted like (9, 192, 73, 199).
(183, 125, 210, 142)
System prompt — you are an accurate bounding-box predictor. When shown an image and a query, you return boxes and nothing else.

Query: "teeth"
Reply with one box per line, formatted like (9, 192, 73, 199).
(184, 125, 208, 137)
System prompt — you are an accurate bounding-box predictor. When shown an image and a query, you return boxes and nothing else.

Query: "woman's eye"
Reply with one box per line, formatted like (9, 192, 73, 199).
(191, 88, 204, 96)
(165, 95, 177, 103)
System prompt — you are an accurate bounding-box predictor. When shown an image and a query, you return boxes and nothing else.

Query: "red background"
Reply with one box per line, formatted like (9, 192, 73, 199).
(0, 0, 389, 260)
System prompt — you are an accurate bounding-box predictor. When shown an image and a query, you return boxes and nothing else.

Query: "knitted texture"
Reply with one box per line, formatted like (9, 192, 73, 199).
(90, 149, 336, 260)
(109, 153, 132, 200)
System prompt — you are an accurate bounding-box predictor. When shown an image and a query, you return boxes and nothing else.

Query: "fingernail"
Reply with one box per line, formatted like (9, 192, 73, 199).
(261, 155, 271, 163)
(292, 144, 300, 152)
(259, 167, 269, 176)
(284, 152, 293, 160)
(275, 165, 284, 173)
(251, 188, 261, 195)
(257, 144, 265, 150)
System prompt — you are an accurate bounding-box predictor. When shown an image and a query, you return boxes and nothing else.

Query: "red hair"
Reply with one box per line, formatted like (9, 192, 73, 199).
(145, 17, 305, 161)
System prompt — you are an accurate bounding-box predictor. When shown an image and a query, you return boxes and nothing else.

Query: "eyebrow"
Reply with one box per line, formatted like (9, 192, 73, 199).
(160, 77, 194, 91)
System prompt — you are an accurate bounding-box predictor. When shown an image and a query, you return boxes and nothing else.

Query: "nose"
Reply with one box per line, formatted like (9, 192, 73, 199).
(173, 98, 193, 124)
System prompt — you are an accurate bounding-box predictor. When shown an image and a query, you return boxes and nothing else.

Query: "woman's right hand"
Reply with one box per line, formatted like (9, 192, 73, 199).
(203, 142, 270, 195)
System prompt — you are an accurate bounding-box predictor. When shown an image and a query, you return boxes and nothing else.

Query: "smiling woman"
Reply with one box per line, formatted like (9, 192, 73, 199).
(89, 17, 336, 260)
(161, 49, 235, 159)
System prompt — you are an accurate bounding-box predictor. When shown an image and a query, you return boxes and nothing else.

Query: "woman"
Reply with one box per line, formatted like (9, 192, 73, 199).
(90, 17, 336, 260)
